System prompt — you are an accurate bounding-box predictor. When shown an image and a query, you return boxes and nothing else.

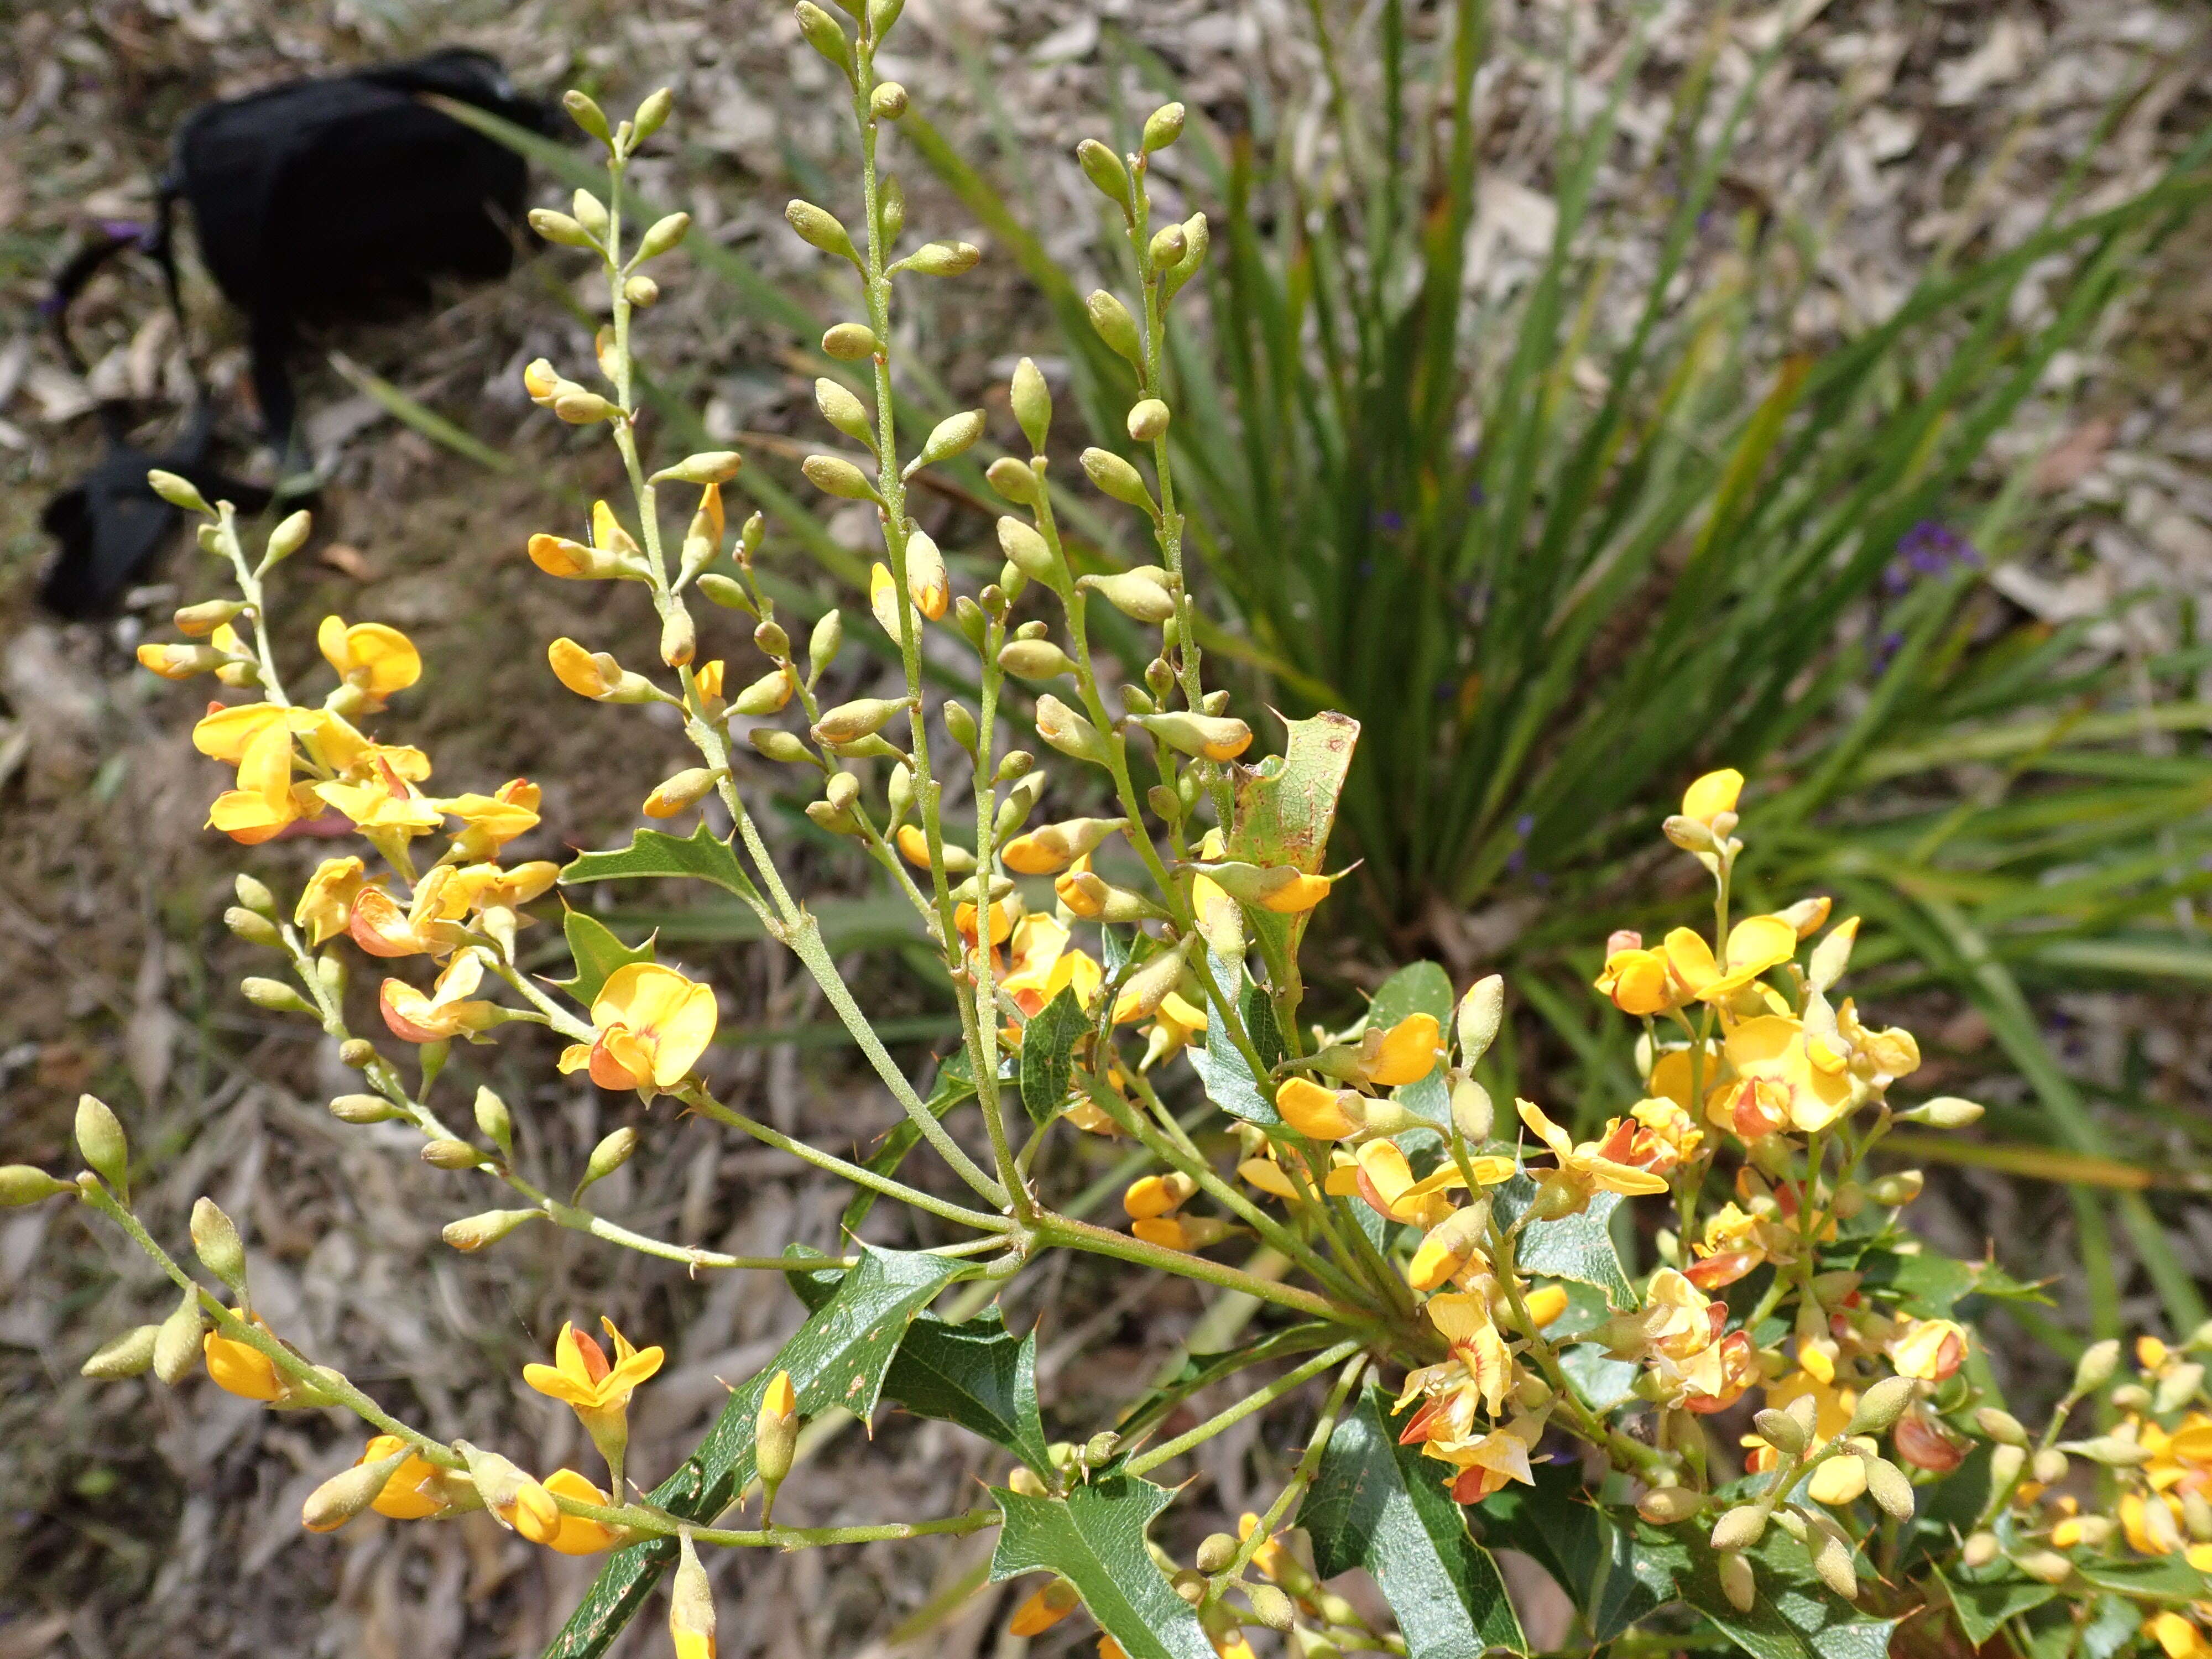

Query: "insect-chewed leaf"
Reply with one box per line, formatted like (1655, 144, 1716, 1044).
(990, 1475, 1215, 1659)
(1019, 985, 1090, 1126)
(560, 820, 764, 905)
(552, 909, 656, 1005)
(544, 1245, 967, 1658)
(1301, 1387, 1526, 1657)
(1224, 710, 1359, 961)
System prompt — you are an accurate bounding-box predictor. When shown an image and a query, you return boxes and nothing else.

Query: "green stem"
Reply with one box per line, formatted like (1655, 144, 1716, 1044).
(1213, 1351, 1368, 1588)
(1128, 1340, 1361, 1475)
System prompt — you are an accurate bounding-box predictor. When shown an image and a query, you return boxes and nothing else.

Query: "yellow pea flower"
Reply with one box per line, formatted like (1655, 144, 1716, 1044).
(557, 963, 718, 1095)
(513, 1468, 620, 1555)
(1887, 1316, 1967, 1381)
(437, 779, 542, 860)
(1807, 1455, 1867, 1507)
(1123, 1172, 1197, 1220)
(1597, 946, 1676, 1015)
(1362, 1013, 1441, 1087)
(318, 615, 421, 706)
(1407, 1207, 1490, 1291)
(1517, 1099, 1671, 1197)
(1523, 1285, 1570, 1328)
(1131, 1213, 1237, 1252)
(379, 949, 504, 1043)
(2151, 1613, 2212, 1659)
(1238, 1155, 1300, 1201)
(442, 860, 560, 919)
(1275, 1077, 1364, 1141)
(524, 1316, 666, 1491)
(548, 637, 629, 700)
(1008, 1579, 1081, 1637)
(349, 864, 472, 958)
(204, 1316, 285, 1401)
(1000, 915, 1103, 1019)
(356, 1433, 447, 1519)
(296, 856, 369, 946)
(315, 754, 446, 839)
(1661, 915, 1797, 1004)
(207, 717, 314, 845)
(1682, 768, 1743, 826)
(1718, 1016, 1854, 1134)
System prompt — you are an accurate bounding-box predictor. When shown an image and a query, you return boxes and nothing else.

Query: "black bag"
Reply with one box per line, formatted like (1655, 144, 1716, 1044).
(38, 49, 553, 618)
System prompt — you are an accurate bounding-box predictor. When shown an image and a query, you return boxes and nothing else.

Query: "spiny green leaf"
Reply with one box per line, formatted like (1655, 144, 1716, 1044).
(1492, 1173, 1636, 1310)
(552, 909, 656, 1006)
(545, 1245, 966, 1658)
(989, 1475, 1215, 1659)
(1939, 1569, 2057, 1647)
(1019, 986, 1090, 1126)
(885, 1307, 1051, 1472)
(1301, 1387, 1528, 1657)
(560, 820, 764, 906)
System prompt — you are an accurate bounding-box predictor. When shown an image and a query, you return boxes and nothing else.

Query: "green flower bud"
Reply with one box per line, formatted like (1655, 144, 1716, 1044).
(813, 696, 907, 744)
(190, 1197, 248, 1292)
(571, 188, 610, 239)
(823, 322, 880, 361)
(578, 1126, 639, 1194)
(633, 86, 675, 142)
(1142, 102, 1186, 153)
(998, 639, 1076, 681)
(1, 1166, 75, 1206)
(241, 977, 315, 1015)
(259, 509, 313, 570)
(1974, 1407, 2027, 1446)
(1076, 138, 1132, 208)
(910, 409, 985, 472)
(869, 81, 909, 119)
(1080, 567, 1177, 624)
(147, 469, 212, 515)
(1081, 447, 1155, 513)
(794, 1, 854, 76)
(473, 1087, 513, 1155)
(801, 453, 880, 501)
(328, 1092, 399, 1124)
(152, 1287, 205, 1385)
(225, 905, 281, 946)
(1195, 1533, 1238, 1573)
(1246, 1583, 1294, 1632)
(1086, 290, 1142, 363)
(786, 199, 858, 262)
(1718, 1551, 1756, 1613)
(2074, 1338, 2121, 1394)
(563, 89, 612, 144)
(750, 728, 816, 765)
(81, 1323, 162, 1379)
(898, 241, 981, 277)
(1898, 1096, 1983, 1128)
(304, 1448, 411, 1534)
(942, 701, 980, 754)
(553, 390, 621, 424)
(1033, 695, 1110, 765)
(1126, 398, 1170, 442)
(636, 212, 690, 262)
(1636, 1486, 1704, 1525)
(421, 1139, 483, 1171)
(1961, 1531, 2000, 1568)
(815, 378, 874, 446)
(530, 207, 594, 247)
(1847, 1373, 1918, 1436)
(76, 1095, 128, 1194)
(997, 517, 1059, 585)
(1011, 357, 1051, 453)
(442, 1209, 543, 1252)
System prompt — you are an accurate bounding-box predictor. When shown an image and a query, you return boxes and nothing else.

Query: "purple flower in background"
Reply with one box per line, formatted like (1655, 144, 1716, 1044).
(1373, 508, 1406, 534)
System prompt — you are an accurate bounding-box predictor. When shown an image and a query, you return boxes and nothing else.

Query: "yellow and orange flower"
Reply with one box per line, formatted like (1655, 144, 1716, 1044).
(558, 963, 718, 1096)
(438, 779, 541, 861)
(379, 949, 504, 1043)
(1518, 1100, 1671, 1199)
(296, 856, 369, 946)
(319, 615, 421, 709)
(355, 1433, 450, 1519)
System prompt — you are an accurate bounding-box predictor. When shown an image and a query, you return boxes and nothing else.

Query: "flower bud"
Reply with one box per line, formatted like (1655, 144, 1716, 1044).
(241, 977, 315, 1014)
(1753, 1407, 1809, 1458)
(1809, 1524, 1858, 1601)
(1974, 1407, 2027, 1447)
(636, 211, 691, 262)
(1142, 102, 1186, 152)
(148, 469, 212, 514)
(338, 1037, 377, 1068)
(1, 1166, 76, 1206)
(174, 598, 246, 637)
(2032, 1447, 2068, 1485)
(756, 1369, 800, 1516)
(644, 767, 722, 819)
(794, 0, 853, 74)
(1718, 1551, 1756, 1613)
(1136, 712, 1253, 762)
(660, 608, 696, 669)
(814, 378, 873, 448)
(75, 1095, 129, 1194)
(997, 517, 1058, 586)
(1147, 224, 1187, 269)
(421, 1139, 482, 1171)
(1086, 290, 1142, 364)
(152, 1288, 205, 1384)
(732, 667, 797, 717)
(1450, 1077, 1495, 1144)
(1126, 399, 1170, 442)
(900, 241, 982, 276)
(190, 1197, 248, 1292)
(1898, 1096, 1983, 1128)
(81, 1323, 162, 1379)
(554, 390, 621, 424)
(999, 639, 1076, 681)
(1246, 1583, 1294, 1632)
(305, 1448, 411, 1533)
(562, 88, 612, 143)
(750, 728, 815, 765)
(823, 321, 880, 360)
(813, 696, 906, 745)
(1863, 1456, 1915, 1520)
(785, 199, 858, 262)
(1008, 357, 1053, 453)
(1034, 695, 1110, 765)
(2016, 1551, 2073, 1586)
(442, 1209, 542, 1251)
(870, 81, 908, 119)
(1847, 1373, 1917, 1436)
(1632, 1486, 1702, 1526)
(326, 1092, 396, 1125)
(2062, 1433, 2153, 1468)
(802, 453, 879, 501)
(580, 1127, 640, 1194)
(1195, 1532, 1238, 1573)
(1961, 1531, 2000, 1568)
(1866, 1170, 1923, 1206)
(2074, 1338, 2121, 1393)
(1006, 1465, 1048, 1498)
(1710, 1505, 1767, 1552)
(1081, 568, 1178, 623)
(1076, 138, 1131, 208)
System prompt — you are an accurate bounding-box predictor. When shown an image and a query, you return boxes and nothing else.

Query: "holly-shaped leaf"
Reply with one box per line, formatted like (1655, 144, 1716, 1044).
(989, 1475, 1215, 1659)
(544, 1245, 968, 1658)
(1492, 1173, 1636, 1310)
(1938, 1568, 2058, 1647)
(1301, 1386, 1528, 1657)
(1224, 710, 1360, 961)
(884, 1306, 1051, 1472)
(552, 909, 656, 1006)
(560, 820, 763, 905)
(1019, 985, 1090, 1126)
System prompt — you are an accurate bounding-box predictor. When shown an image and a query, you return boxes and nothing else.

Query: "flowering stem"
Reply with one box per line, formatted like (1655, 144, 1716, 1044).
(1127, 1339, 1363, 1475)
(1034, 1211, 1375, 1331)
(1212, 1351, 1368, 1589)
(558, 1494, 999, 1551)
(680, 1082, 1011, 1235)
(79, 1182, 458, 1467)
